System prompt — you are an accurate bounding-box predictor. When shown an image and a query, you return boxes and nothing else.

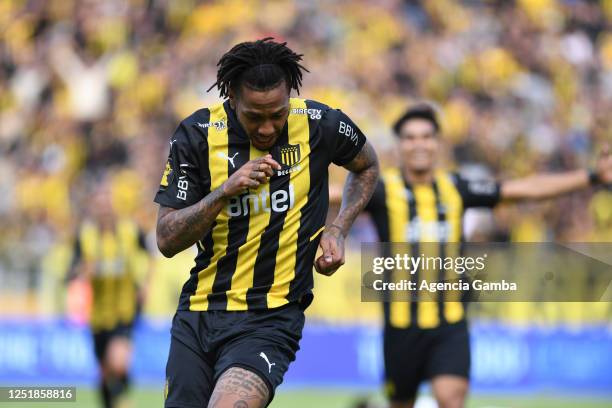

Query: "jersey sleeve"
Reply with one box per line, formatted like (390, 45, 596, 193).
(319, 108, 367, 166)
(154, 122, 209, 209)
(454, 173, 501, 208)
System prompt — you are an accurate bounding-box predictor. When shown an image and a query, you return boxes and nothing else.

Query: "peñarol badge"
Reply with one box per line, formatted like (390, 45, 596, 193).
(160, 159, 174, 189)
(279, 143, 301, 168)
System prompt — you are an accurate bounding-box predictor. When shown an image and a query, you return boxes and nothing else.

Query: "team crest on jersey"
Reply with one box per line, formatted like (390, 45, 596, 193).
(279, 143, 301, 167)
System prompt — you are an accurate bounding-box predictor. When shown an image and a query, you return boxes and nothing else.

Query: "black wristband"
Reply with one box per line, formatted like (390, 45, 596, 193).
(589, 169, 601, 186)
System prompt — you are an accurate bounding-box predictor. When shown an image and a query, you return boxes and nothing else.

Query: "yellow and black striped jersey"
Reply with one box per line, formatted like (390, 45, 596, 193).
(154, 98, 366, 312)
(365, 168, 500, 329)
(72, 219, 147, 332)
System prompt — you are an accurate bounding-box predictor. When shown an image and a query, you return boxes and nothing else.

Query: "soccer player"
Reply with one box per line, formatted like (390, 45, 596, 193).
(363, 103, 612, 408)
(154, 38, 379, 408)
(71, 181, 150, 408)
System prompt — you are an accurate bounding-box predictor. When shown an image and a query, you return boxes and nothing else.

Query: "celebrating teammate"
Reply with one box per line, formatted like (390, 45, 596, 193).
(70, 181, 150, 408)
(363, 103, 612, 408)
(154, 38, 379, 408)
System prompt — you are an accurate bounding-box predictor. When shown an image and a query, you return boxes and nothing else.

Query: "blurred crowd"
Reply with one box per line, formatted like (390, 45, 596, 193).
(1, 0, 611, 319)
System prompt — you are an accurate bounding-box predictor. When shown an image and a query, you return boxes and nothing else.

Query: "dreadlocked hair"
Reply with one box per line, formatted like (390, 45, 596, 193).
(208, 37, 309, 98)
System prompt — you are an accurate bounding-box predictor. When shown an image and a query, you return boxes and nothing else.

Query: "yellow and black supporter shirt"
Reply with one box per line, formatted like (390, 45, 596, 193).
(72, 220, 147, 332)
(365, 168, 500, 329)
(154, 98, 366, 312)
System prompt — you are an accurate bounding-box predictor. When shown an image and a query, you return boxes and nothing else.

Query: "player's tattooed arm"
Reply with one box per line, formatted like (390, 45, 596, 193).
(208, 367, 269, 408)
(156, 188, 227, 257)
(156, 156, 280, 257)
(335, 141, 379, 234)
(315, 141, 379, 275)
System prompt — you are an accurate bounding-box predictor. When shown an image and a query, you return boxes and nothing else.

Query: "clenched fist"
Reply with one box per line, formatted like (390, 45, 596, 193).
(221, 154, 281, 197)
(314, 225, 346, 276)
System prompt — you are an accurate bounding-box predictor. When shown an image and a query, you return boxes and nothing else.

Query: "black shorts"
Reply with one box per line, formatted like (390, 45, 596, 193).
(384, 320, 470, 402)
(164, 302, 305, 408)
(93, 324, 134, 364)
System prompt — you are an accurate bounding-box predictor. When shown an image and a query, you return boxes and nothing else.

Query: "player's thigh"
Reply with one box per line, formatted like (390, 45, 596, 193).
(165, 335, 214, 408)
(430, 375, 468, 408)
(208, 366, 269, 408)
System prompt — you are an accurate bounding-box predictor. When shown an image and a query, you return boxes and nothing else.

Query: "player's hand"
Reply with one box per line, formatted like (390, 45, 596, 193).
(314, 225, 345, 276)
(596, 144, 612, 184)
(221, 154, 281, 197)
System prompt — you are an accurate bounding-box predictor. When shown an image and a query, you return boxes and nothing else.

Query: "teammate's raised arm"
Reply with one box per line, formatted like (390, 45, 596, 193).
(500, 145, 612, 202)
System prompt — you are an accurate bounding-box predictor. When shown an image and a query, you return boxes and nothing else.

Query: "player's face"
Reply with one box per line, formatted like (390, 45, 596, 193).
(230, 82, 290, 151)
(398, 119, 439, 173)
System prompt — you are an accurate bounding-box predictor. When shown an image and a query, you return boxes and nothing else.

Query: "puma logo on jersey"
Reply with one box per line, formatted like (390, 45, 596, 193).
(217, 152, 239, 168)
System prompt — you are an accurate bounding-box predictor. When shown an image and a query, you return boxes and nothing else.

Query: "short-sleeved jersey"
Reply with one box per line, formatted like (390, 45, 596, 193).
(154, 98, 366, 312)
(365, 168, 500, 329)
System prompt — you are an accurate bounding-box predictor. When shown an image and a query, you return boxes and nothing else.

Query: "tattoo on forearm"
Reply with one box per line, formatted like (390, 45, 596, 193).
(208, 367, 269, 408)
(335, 142, 379, 235)
(157, 187, 227, 256)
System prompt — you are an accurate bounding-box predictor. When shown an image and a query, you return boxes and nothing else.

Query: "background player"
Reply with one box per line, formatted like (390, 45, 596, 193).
(154, 38, 378, 408)
(70, 180, 151, 408)
(363, 103, 612, 408)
